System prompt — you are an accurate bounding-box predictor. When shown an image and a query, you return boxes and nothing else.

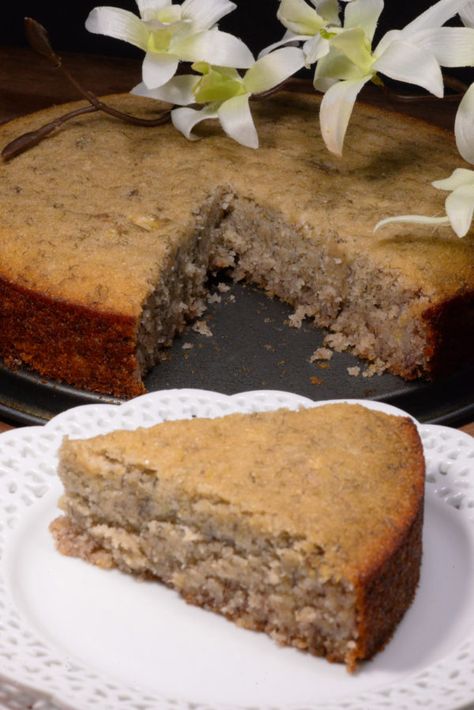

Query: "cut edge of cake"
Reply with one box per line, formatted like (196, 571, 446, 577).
(1, 184, 455, 398)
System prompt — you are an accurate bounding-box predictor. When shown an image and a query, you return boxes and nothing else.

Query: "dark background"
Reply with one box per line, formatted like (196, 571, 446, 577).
(0, 2, 472, 94)
(0, 0, 466, 56)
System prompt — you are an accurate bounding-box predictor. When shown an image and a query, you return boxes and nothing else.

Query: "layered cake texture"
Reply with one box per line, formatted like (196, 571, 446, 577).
(51, 403, 425, 670)
(0, 92, 473, 396)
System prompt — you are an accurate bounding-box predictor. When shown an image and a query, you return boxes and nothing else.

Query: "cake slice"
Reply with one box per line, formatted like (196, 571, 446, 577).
(51, 403, 425, 670)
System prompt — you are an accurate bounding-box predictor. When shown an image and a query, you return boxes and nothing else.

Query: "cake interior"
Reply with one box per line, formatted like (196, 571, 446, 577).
(137, 186, 431, 380)
(51, 510, 359, 666)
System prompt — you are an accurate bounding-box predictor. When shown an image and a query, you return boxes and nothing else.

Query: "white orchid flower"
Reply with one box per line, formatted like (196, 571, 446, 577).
(375, 169, 474, 238)
(455, 5, 474, 164)
(459, 0, 474, 26)
(455, 83, 474, 164)
(260, 0, 341, 65)
(133, 46, 305, 148)
(86, 0, 254, 90)
(314, 0, 474, 156)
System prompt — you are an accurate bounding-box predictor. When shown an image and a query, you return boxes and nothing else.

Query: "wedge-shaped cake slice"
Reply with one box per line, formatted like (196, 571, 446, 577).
(51, 403, 425, 670)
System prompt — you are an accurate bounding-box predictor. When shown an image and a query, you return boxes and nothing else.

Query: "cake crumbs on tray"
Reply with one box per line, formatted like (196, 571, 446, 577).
(207, 292, 222, 304)
(310, 375, 323, 385)
(310, 347, 333, 363)
(362, 359, 386, 378)
(324, 332, 353, 352)
(182, 342, 194, 350)
(217, 282, 231, 293)
(347, 366, 361, 377)
(192, 320, 213, 337)
(287, 305, 310, 329)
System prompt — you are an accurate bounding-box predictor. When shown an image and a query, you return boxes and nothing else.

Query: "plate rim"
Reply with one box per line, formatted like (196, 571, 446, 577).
(1, 388, 474, 710)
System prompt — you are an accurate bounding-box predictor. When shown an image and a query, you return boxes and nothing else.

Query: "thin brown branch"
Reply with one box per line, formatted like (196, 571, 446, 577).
(2, 17, 172, 161)
(24, 17, 61, 67)
(382, 74, 469, 104)
(2, 105, 98, 161)
(25, 18, 173, 125)
(253, 77, 294, 100)
(2, 102, 171, 161)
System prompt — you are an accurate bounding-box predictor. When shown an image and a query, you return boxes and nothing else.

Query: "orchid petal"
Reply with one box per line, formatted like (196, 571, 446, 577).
(409, 27, 474, 67)
(319, 76, 369, 155)
(217, 94, 259, 148)
(243, 47, 306, 95)
(344, 0, 384, 42)
(374, 28, 401, 56)
(142, 51, 179, 88)
(174, 29, 254, 67)
(181, 0, 236, 30)
(171, 104, 219, 140)
(460, 0, 474, 27)
(85, 7, 148, 50)
(433, 168, 474, 191)
(277, 0, 326, 35)
(304, 34, 331, 64)
(313, 73, 339, 91)
(135, 0, 171, 21)
(192, 65, 244, 103)
(314, 0, 341, 26)
(455, 84, 474, 164)
(155, 8, 186, 25)
(132, 74, 200, 105)
(445, 184, 474, 236)
(258, 32, 311, 58)
(373, 40, 444, 97)
(374, 215, 451, 231)
(313, 45, 368, 86)
(330, 27, 374, 73)
(402, 0, 473, 35)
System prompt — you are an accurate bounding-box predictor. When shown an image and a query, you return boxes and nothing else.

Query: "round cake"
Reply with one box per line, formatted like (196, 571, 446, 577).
(0, 92, 473, 396)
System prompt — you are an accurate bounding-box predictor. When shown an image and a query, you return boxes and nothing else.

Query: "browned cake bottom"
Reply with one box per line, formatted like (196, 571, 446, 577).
(50, 404, 425, 670)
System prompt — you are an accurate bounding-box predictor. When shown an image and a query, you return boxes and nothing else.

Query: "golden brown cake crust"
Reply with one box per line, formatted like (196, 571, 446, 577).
(52, 403, 425, 669)
(353, 500, 423, 663)
(0, 276, 144, 397)
(1, 92, 473, 394)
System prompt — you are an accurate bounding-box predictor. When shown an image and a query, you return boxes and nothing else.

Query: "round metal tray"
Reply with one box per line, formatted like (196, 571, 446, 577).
(1, 280, 473, 427)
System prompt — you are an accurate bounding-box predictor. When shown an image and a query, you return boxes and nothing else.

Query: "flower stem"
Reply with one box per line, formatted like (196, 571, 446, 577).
(2, 105, 98, 161)
(2, 18, 172, 162)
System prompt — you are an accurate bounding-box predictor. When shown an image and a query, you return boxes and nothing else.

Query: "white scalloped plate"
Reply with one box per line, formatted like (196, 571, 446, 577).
(1, 389, 474, 710)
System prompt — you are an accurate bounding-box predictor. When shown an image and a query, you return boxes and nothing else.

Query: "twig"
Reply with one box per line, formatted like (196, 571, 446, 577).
(382, 74, 468, 104)
(2, 18, 171, 161)
(2, 105, 98, 161)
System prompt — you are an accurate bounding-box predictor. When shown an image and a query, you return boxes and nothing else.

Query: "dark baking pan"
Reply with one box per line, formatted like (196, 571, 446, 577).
(1, 281, 473, 427)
